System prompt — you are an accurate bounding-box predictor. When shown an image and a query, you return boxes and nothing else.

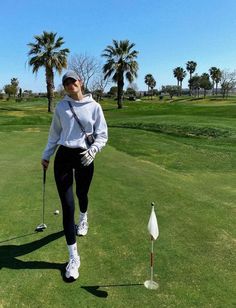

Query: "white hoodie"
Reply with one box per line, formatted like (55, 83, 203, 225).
(42, 94, 108, 161)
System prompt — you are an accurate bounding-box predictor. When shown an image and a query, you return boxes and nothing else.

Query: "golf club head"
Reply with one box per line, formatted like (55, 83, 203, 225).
(35, 223, 47, 232)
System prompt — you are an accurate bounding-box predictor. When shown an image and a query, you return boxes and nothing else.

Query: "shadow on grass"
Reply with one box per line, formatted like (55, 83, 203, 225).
(0, 230, 65, 272)
(0, 107, 22, 111)
(81, 283, 143, 298)
(0, 232, 36, 244)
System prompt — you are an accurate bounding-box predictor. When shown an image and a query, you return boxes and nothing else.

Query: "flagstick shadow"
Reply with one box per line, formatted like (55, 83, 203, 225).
(81, 283, 143, 298)
(0, 232, 36, 244)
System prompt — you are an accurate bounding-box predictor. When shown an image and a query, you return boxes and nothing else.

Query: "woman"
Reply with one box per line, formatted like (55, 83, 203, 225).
(41, 70, 108, 280)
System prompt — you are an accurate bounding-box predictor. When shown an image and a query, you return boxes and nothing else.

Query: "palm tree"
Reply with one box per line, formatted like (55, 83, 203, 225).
(144, 74, 153, 91)
(145, 74, 156, 99)
(149, 78, 156, 99)
(209, 67, 222, 95)
(28, 31, 69, 112)
(186, 61, 197, 95)
(215, 69, 222, 95)
(173, 67, 186, 96)
(209, 67, 217, 95)
(102, 39, 138, 109)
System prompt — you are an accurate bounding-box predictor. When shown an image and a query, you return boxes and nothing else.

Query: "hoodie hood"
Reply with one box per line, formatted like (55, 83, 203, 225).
(63, 94, 95, 104)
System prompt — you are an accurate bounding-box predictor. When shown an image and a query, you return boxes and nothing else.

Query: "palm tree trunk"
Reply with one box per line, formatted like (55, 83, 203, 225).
(46, 67, 54, 113)
(180, 81, 182, 96)
(117, 78, 124, 109)
(189, 73, 192, 96)
(177, 80, 180, 96)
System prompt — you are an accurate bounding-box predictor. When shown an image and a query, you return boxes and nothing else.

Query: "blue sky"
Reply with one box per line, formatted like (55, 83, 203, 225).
(0, 0, 236, 92)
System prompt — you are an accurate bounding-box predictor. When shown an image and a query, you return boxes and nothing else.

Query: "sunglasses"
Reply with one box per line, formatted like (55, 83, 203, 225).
(63, 78, 77, 86)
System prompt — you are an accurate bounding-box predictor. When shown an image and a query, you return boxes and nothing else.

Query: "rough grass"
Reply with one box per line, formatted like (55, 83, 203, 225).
(0, 96, 235, 307)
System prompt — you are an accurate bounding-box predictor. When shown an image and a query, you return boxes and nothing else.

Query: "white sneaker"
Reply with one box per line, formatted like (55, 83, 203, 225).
(76, 220, 89, 236)
(65, 257, 80, 279)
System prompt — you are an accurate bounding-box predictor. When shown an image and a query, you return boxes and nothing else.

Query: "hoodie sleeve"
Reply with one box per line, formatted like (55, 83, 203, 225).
(92, 104, 108, 151)
(42, 107, 62, 161)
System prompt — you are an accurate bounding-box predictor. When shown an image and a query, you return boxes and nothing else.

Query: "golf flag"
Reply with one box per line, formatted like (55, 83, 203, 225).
(148, 205, 159, 240)
(144, 203, 160, 289)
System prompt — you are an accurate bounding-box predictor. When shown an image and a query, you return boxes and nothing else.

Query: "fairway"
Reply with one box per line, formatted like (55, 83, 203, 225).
(0, 97, 235, 307)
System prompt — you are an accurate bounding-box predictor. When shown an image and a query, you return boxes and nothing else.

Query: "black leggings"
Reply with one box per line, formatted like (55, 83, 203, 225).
(54, 145, 94, 245)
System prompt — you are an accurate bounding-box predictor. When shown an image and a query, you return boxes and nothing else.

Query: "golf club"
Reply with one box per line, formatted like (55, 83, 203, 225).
(35, 168, 47, 232)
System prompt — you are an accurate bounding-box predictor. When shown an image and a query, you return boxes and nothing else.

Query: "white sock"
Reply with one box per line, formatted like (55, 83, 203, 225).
(80, 211, 87, 222)
(67, 243, 79, 260)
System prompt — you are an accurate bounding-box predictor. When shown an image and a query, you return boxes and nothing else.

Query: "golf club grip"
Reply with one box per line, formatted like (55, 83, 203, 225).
(43, 169, 46, 184)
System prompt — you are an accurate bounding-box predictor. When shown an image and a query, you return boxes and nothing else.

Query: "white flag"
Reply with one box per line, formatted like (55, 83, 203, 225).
(147, 206, 159, 240)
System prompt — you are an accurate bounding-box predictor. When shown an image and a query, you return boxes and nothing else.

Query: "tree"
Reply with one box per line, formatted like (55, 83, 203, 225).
(18, 88, 22, 98)
(3, 77, 19, 98)
(128, 82, 138, 93)
(126, 82, 139, 99)
(23, 90, 33, 97)
(89, 73, 112, 101)
(220, 70, 236, 98)
(11, 78, 19, 90)
(149, 78, 156, 98)
(144, 74, 156, 99)
(173, 67, 187, 96)
(209, 67, 222, 95)
(199, 73, 212, 98)
(68, 53, 101, 92)
(4, 85, 14, 98)
(28, 31, 69, 112)
(126, 87, 136, 98)
(102, 39, 138, 109)
(107, 86, 118, 97)
(186, 61, 197, 95)
(56, 84, 66, 97)
(92, 89, 103, 102)
(215, 69, 222, 95)
(144, 74, 152, 91)
(189, 74, 201, 97)
(162, 85, 179, 99)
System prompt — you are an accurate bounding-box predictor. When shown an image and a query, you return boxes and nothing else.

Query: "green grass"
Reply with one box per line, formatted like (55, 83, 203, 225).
(0, 96, 235, 307)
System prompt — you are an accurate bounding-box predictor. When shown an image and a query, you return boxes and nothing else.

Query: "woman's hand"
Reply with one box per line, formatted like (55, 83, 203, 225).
(80, 146, 98, 166)
(41, 159, 49, 170)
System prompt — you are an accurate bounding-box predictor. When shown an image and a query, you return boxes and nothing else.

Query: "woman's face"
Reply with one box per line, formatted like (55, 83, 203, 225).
(63, 78, 82, 95)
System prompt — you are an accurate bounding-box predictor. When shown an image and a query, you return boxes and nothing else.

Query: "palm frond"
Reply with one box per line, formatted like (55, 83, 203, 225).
(102, 39, 138, 87)
(28, 31, 69, 76)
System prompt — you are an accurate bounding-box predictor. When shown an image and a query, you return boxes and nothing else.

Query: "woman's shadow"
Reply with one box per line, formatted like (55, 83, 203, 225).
(0, 231, 67, 278)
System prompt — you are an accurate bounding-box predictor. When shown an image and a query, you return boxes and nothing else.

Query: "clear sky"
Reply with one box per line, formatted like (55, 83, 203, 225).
(0, 0, 236, 92)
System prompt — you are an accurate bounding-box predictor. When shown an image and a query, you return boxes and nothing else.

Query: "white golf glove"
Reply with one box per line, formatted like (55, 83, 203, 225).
(80, 146, 98, 166)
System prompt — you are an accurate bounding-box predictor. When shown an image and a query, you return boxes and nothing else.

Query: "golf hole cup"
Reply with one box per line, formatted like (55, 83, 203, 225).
(54, 210, 60, 215)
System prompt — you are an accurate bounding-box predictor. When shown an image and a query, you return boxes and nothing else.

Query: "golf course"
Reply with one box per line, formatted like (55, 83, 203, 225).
(0, 96, 235, 307)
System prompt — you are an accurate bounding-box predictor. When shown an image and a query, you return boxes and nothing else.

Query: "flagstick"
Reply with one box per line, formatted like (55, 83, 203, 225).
(150, 236, 154, 282)
(144, 236, 159, 290)
(144, 203, 159, 290)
